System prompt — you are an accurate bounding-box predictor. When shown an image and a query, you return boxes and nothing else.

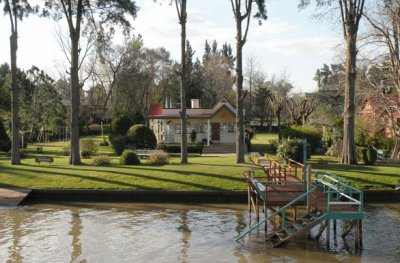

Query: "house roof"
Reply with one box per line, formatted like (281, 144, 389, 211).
(147, 97, 236, 119)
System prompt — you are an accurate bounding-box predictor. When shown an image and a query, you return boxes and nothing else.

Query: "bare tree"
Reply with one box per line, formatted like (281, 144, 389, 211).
(230, 0, 267, 163)
(300, 0, 366, 164)
(286, 94, 319, 125)
(43, 0, 137, 165)
(364, 0, 400, 158)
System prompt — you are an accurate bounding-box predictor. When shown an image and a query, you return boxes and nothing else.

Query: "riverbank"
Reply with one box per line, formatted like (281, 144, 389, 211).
(22, 189, 400, 204)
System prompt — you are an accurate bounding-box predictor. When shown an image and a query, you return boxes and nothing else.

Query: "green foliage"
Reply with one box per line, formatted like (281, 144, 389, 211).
(251, 153, 260, 164)
(109, 135, 127, 156)
(80, 139, 98, 158)
(120, 150, 140, 165)
(0, 119, 11, 152)
(361, 147, 377, 165)
(277, 138, 311, 163)
(159, 143, 204, 154)
(190, 129, 197, 143)
(147, 151, 169, 166)
(92, 155, 111, 166)
(326, 140, 342, 157)
(282, 125, 322, 152)
(126, 124, 157, 149)
(110, 115, 134, 136)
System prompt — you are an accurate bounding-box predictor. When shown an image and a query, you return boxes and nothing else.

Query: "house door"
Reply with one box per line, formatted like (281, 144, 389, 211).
(211, 123, 220, 141)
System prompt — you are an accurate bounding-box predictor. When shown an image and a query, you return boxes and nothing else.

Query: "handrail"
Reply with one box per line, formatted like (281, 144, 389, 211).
(235, 186, 318, 241)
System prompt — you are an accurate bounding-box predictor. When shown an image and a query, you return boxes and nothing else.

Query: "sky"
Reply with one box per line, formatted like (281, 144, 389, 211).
(0, 0, 343, 92)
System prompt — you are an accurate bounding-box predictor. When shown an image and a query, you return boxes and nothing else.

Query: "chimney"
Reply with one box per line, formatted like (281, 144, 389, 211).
(191, 99, 200, 109)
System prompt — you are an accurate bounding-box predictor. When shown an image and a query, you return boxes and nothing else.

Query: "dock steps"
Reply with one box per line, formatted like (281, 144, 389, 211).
(266, 211, 325, 248)
(0, 188, 31, 206)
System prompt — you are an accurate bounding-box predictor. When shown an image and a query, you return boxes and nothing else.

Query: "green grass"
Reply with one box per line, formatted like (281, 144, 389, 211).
(0, 137, 255, 190)
(310, 155, 400, 190)
(251, 133, 278, 154)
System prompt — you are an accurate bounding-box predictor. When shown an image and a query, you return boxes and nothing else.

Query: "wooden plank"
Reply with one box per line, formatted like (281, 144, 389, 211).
(0, 188, 31, 206)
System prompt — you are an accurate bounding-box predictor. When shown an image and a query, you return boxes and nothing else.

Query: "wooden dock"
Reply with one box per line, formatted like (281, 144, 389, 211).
(0, 188, 31, 206)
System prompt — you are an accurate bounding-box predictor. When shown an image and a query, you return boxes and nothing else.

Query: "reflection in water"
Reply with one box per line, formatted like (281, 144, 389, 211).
(0, 203, 399, 262)
(69, 211, 83, 263)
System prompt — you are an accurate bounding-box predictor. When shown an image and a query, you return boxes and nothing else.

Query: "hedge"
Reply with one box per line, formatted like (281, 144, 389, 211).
(159, 143, 204, 154)
(282, 125, 322, 153)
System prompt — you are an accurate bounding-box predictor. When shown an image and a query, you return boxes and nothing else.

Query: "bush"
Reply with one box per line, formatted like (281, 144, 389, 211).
(159, 143, 204, 154)
(0, 119, 11, 152)
(190, 130, 197, 143)
(326, 140, 342, 157)
(110, 115, 134, 136)
(251, 153, 260, 164)
(80, 139, 98, 157)
(361, 147, 377, 165)
(99, 139, 109, 146)
(277, 138, 311, 163)
(147, 151, 169, 166)
(109, 135, 127, 155)
(282, 125, 322, 153)
(126, 124, 157, 149)
(93, 155, 111, 166)
(88, 123, 102, 134)
(120, 150, 140, 165)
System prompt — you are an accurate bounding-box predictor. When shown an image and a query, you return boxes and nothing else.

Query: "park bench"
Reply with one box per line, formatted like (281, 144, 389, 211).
(134, 150, 161, 159)
(35, 156, 54, 165)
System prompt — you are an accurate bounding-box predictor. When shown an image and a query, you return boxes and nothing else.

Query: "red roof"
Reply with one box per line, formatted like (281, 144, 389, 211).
(148, 104, 163, 117)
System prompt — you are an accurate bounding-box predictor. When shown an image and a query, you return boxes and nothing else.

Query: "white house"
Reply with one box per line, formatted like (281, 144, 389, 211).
(147, 97, 238, 146)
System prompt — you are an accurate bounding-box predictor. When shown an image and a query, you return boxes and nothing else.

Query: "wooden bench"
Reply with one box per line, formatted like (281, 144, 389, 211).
(35, 156, 54, 165)
(134, 150, 162, 159)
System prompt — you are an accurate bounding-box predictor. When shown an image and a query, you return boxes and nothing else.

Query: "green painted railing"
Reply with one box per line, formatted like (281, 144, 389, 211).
(235, 186, 318, 242)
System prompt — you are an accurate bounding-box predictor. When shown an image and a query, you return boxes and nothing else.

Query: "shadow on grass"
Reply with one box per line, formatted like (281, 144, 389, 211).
(2, 164, 231, 190)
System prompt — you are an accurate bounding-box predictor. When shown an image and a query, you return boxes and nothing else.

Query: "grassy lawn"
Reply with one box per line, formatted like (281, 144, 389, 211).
(310, 155, 400, 190)
(0, 137, 255, 190)
(251, 133, 278, 154)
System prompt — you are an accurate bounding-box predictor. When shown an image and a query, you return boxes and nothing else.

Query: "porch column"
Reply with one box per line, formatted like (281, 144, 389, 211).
(207, 119, 210, 146)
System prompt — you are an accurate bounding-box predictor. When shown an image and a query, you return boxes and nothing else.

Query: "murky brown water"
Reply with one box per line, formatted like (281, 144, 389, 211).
(0, 203, 399, 262)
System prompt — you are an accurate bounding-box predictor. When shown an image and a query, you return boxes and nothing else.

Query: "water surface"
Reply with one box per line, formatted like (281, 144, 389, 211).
(0, 203, 399, 262)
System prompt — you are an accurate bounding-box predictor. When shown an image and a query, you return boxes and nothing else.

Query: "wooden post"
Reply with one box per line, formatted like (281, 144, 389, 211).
(247, 185, 251, 213)
(333, 219, 337, 235)
(256, 193, 259, 222)
(326, 220, 330, 247)
(307, 164, 312, 212)
(356, 219, 363, 248)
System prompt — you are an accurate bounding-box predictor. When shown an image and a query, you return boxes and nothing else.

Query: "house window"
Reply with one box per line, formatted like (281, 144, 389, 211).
(228, 122, 236, 133)
(187, 122, 191, 133)
(220, 122, 227, 133)
(175, 125, 181, 134)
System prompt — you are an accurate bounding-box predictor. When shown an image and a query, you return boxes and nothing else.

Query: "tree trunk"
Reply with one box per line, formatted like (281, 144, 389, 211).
(277, 112, 282, 141)
(69, 32, 81, 165)
(10, 32, 20, 165)
(179, 0, 188, 164)
(391, 138, 400, 159)
(341, 28, 358, 164)
(235, 11, 245, 163)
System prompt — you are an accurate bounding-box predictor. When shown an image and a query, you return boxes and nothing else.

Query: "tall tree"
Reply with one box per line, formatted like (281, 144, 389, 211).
(230, 0, 267, 163)
(286, 94, 319, 125)
(300, 0, 366, 164)
(43, 0, 137, 164)
(1, 0, 35, 164)
(175, 0, 188, 164)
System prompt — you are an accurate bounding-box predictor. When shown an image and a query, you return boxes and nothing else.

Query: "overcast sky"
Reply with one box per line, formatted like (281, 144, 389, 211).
(0, 0, 343, 92)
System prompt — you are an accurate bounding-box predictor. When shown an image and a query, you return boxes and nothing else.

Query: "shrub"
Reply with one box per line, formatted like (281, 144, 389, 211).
(362, 147, 377, 165)
(0, 119, 11, 152)
(126, 124, 157, 149)
(88, 123, 102, 134)
(81, 150, 91, 159)
(99, 139, 109, 146)
(326, 140, 342, 157)
(109, 135, 127, 155)
(147, 151, 169, 166)
(159, 142, 204, 154)
(251, 153, 260, 164)
(120, 150, 140, 165)
(110, 115, 134, 136)
(36, 147, 43, 153)
(80, 139, 98, 157)
(93, 155, 111, 166)
(282, 125, 322, 153)
(277, 138, 311, 163)
(190, 130, 197, 143)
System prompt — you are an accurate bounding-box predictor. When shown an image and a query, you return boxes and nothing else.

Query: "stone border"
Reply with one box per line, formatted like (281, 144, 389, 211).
(22, 189, 400, 204)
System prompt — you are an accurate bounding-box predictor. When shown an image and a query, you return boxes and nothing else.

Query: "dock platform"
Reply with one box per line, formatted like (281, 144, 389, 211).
(0, 188, 31, 206)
